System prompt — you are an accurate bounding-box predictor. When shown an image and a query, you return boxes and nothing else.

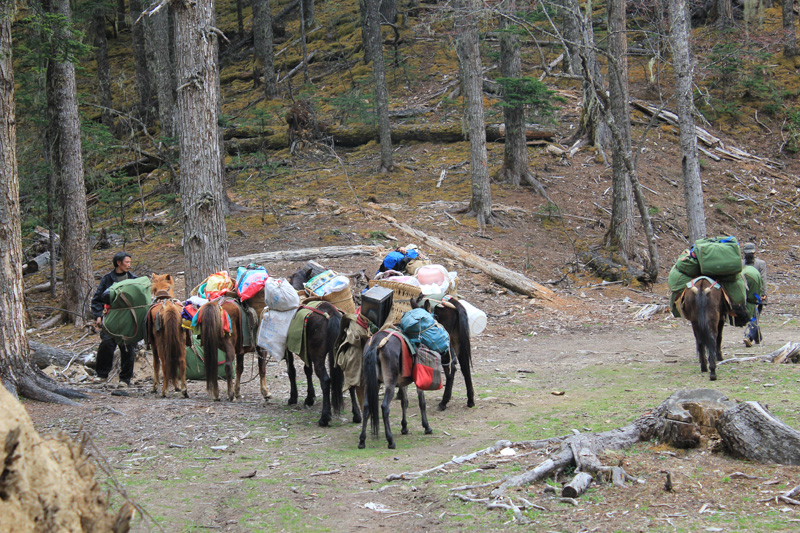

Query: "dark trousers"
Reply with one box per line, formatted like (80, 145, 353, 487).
(96, 331, 135, 381)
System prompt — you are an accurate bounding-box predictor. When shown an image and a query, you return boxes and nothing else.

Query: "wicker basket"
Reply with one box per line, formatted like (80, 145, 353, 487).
(367, 279, 423, 326)
(323, 286, 356, 314)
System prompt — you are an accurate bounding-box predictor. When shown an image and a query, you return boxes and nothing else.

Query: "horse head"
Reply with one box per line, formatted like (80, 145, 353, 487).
(151, 273, 175, 298)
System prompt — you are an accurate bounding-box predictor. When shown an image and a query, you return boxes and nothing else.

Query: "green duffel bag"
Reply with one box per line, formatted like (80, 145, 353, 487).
(694, 236, 742, 277)
(674, 248, 701, 277)
(668, 265, 694, 318)
(743, 265, 764, 319)
(720, 273, 747, 307)
(185, 336, 231, 380)
(102, 277, 152, 345)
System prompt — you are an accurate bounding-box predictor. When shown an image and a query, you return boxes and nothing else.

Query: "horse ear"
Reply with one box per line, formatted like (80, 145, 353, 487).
(166, 274, 172, 282)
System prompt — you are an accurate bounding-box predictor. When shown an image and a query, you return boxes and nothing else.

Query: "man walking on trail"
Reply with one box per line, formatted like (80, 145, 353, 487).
(90, 252, 137, 386)
(742, 242, 766, 347)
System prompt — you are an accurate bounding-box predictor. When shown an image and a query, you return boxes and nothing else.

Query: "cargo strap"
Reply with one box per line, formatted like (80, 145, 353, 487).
(300, 304, 330, 320)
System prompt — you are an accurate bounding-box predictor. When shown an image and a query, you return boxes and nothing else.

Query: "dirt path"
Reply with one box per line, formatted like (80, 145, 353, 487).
(24, 286, 800, 532)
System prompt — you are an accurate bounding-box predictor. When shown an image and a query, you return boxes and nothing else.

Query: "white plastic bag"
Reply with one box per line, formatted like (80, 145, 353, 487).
(321, 275, 350, 296)
(264, 277, 300, 311)
(415, 264, 451, 294)
(256, 308, 296, 358)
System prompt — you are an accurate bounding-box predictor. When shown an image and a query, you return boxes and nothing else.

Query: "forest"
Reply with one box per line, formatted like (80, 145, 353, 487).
(2, 0, 800, 531)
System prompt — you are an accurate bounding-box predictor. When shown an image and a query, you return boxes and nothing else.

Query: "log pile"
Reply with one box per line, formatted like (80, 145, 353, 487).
(384, 389, 800, 520)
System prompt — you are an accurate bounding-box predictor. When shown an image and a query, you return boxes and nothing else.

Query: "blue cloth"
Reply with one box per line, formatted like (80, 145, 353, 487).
(380, 249, 419, 272)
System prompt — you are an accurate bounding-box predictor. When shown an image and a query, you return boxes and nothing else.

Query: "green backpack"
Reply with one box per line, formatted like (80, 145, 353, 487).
(185, 336, 231, 380)
(102, 277, 152, 345)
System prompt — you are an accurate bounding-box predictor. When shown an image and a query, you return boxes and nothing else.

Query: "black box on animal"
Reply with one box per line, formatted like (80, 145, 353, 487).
(362, 286, 393, 327)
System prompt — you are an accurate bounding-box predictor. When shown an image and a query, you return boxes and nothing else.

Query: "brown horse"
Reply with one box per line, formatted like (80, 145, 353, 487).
(410, 294, 474, 410)
(146, 274, 190, 397)
(198, 296, 244, 401)
(679, 276, 743, 381)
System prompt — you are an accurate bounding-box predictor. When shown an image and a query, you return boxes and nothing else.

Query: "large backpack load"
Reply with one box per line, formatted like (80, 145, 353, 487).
(669, 236, 748, 320)
(400, 308, 450, 355)
(102, 276, 152, 344)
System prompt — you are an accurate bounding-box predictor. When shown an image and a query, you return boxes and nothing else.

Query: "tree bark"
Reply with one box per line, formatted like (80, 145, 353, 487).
(498, 0, 549, 199)
(92, 11, 115, 132)
(174, 0, 229, 296)
(144, 3, 176, 139)
(554, 0, 581, 75)
(301, 0, 314, 28)
(45, 0, 94, 326)
(783, 0, 798, 58)
(380, 0, 397, 23)
(364, 0, 394, 172)
(605, 0, 635, 261)
(669, 0, 706, 242)
(1, 6, 81, 403)
(455, 0, 492, 228)
(716, 0, 735, 29)
(130, 0, 154, 124)
(253, 0, 278, 99)
(717, 401, 800, 465)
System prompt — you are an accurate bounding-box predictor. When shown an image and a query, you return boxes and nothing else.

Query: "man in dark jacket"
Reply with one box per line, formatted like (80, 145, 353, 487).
(90, 251, 137, 386)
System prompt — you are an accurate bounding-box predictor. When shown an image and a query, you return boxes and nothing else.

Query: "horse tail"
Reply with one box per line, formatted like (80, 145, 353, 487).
(328, 310, 344, 415)
(163, 302, 184, 386)
(200, 301, 222, 391)
(695, 283, 717, 356)
(454, 300, 473, 370)
(363, 334, 381, 438)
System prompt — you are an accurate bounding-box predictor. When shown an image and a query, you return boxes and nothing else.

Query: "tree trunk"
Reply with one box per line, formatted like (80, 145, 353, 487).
(498, 0, 549, 199)
(717, 401, 800, 465)
(92, 11, 114, 132)
(364, 0, 394, 172)
(716, 0, 734, 29)
(253, 0, 278, 99)
(1, 5, 82, 403)
(554, 0, 581, 75)
(45, 0, 94, 326)
(605, 0, 635, 261)
(236, 0, 245, 37)
(669, 0, 706, 242)
(130, 0, 154, 124)
(783, 0, 798, 58)
(144, 3, 176, 139)
(380, 0, 398, 23)
(455, 0, 492, 228)
(174, 0, 229, 296)
(116, 0, 127, 31)
(301, 0, 314, 28)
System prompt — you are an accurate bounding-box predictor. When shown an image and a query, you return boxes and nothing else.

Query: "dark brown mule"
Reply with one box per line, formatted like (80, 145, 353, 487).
(410, 294, 474, 410)
(198, 296, 243, 401)
(679, 276, 738, 381)
(359, 330, 433, 449)
(146, 274, 190, 397)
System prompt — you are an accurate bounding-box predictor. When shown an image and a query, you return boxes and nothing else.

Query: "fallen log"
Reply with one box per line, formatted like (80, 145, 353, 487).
(22, 251, 50, 276)
(561, 472, 593, 498)
(229, 245, 384, 267)
(716, 401, 800, 465)
(29, 341, 91, 370)
(367, 210, 555, 301)
(718, 341, 800, 365)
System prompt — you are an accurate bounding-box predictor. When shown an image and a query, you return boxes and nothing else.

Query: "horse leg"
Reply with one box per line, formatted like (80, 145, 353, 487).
(303, 363, 316, 407)
(358, 395, 370, 449)
(286, 351, 299, 405)
(716, 318, 725, 362)
(399, 386, 409, 435)
(234, 349, 244, 399)
(224, 340, 235, 402)
(152, 343, 161, 395)
(256, 347, 272, 400)
(691, 322, 707, 373)
(179, 351, 188, 398)
(381, 383, 397, 449)
(350, 386, 362, 424)
(459, 353, 475, 409)
(438, 353, 457, 411)
(315, 360, 332, 427)
(416, 388, 433, 435)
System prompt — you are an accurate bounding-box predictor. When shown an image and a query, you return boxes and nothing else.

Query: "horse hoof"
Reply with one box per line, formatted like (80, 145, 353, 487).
(467, 400, 475, 408)
(305, 398, 315, 407)
(353, 415, 362, 424)
(358, 441, 366, 449)
(182, 391, 188, 398)
(318, 419, 330, 427)
(710, 373, 717, 381)
(437, 403, 448, 411)
(425, 428, 433, 435)
(401, 428, 409, 435)
(388, 442, 396, 449)
(288, 398, 298, 405)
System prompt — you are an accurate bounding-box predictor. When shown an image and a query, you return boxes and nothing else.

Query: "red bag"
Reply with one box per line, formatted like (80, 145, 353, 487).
(413, 345, 444, 391)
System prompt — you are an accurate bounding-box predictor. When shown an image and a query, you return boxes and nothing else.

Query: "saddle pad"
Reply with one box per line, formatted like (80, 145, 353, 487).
(286, 300, 327, 366)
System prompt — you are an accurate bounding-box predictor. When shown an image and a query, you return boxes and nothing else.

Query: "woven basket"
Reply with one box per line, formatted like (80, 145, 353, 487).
(323, 286, 356, 314)
(367, 279, 423, 326)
